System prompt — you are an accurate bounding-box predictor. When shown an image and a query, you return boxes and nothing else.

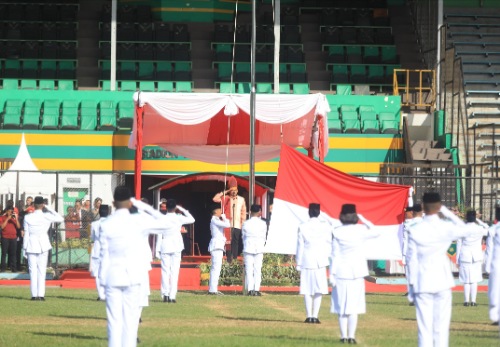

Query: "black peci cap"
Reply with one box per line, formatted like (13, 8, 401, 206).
(340, 204, 356, 214)
(466, 210, 476, 223)
(422, 192, 441, 203)
(113, 186, 132, 202)
(34, 196, 44, 204)
(412, 204, 422, 213)
(250, 204, 262, 213)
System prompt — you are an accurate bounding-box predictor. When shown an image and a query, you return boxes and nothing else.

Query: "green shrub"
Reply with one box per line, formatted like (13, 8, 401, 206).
(198, 254, 300, 286)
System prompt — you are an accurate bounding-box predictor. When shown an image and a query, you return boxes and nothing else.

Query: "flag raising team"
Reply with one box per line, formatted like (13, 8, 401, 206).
(19, 183, 499, 347)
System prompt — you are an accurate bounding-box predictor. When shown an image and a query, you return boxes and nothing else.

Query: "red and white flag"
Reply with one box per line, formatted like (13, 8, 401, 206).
(265, 144, 411, 259)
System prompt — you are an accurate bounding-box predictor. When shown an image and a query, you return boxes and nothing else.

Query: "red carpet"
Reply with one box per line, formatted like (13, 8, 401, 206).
(0, 268, 488, 293)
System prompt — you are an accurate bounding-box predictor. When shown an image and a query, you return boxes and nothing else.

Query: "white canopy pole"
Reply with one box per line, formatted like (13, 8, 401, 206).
(110, 0, 117, 91)
(273, 0, 280, 93)
(249, 0, 257, 205)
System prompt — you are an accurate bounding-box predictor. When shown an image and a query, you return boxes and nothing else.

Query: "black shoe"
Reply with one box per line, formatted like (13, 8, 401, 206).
(340, 338, 348, 344)
(171, 299, 176, 303)
(304, 317, 313, 323)
(139, 317, 142, 323)
(492, 321, 499, 326)
(163, 296, 170, 303)
(312, 318, 321, 324)
(31, 297, 37, 301)
(248, 290, 254, 296)
(137, 337, 140, 344)
(255, 291, 262, 296)
(403, 292, 408, 296)
(471, 302, 477, 307)
(463, 302, 470, 307)
(348, 338, 357, 344)
(39, 297, 45, 301)
(409, 302, 415, 306)
(97, 297, 101, 301)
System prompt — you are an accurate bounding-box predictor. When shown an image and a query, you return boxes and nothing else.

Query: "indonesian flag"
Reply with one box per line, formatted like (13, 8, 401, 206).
(265, 144, 411, 259)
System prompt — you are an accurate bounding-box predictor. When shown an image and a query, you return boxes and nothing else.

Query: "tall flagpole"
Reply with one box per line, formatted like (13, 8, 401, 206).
(249, 0, 256, 206)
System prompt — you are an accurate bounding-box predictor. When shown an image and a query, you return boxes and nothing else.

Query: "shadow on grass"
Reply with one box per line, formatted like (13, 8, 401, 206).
(32, 332, 106, 341)
(217, 315, 299, 323)
(49, 295, 99, 302)
(234, 333, 333, 343)
(0, 295, 29, 301)
(50, 314, 106, 321)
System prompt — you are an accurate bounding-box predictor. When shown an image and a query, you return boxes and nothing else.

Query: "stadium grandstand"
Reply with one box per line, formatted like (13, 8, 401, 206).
(1, 0, 500, 263)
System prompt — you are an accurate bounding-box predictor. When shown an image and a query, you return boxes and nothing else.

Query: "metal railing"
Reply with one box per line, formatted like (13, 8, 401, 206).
(393, 68, 436, 109)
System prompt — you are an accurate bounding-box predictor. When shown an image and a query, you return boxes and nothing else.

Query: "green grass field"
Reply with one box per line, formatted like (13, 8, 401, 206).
(0, 287, 497, 346)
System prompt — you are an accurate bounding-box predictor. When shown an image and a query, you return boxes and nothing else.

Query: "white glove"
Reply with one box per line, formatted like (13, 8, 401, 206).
(329, 275, 336, 287)
(155, 252, 160, 259)
(296, 265, 301, 272)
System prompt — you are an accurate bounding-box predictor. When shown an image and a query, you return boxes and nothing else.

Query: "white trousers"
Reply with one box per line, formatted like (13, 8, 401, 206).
(105, 284, 141, 347)
(244, 252, 263, 291)
(160, 252, 181, 299)
(414, 289, 452, 347)
(27, 251, 48, 298)
(209, 250, 223, 293)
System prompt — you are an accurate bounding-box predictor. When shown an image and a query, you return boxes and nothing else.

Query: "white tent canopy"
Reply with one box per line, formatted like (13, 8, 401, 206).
(129, 92, 331, 164)
(0, 134, 55, 196)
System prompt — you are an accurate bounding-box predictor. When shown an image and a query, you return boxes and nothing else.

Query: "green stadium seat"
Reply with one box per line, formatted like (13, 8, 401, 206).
(80, 100, 98, 131)
(328, 119, 343, 133)
(174, 62, 192, 81)
(119, 62, 137, 80)
(21, 61, 39, 79)
(4, 60, 21, 78)
(120, 81, 138, 92)
(332, 65, 349, 84)
(5, 99, 24, 108)
(235, 63, 250, 82)
(327, 45, 345, 63)
(22, 108, 40, 129)
(25, 99, 42, 110)
(101, 80, 118, 91)
(61, 100, 79, 130)
(346, 46, 362, 64)
(381, 46, 398, 64)
(157, 81, 174, 92)
(336, 84, 352, 95)
(379, 112, 399, 134)
(359, 105, 378, 122)
(20, 79, 37, 90)
(40, 61, 57, 80)
(385, 65, 400, 84)
(137, 62, 155, 81)
(343, 119, 361, 133)
(350, 65, 367, 84)
(99, 101, 116, 130)
(363, 46, 380, 64)
(378, 112, 398, 122)
(41, 100, 60, 130)
(340, 104, 357, 113)
(175, 81, 192, 92)
(362, 120, 380, 134)
(368, 65, 385, 84)
(2, 79, 19, 89)
(279, 83, 291, 94)
(219, 82, 236, 93)
(256, 83, 272, 94)
(58, 80, 75, 91)
(139, 81, 155, 92)
(117, 100, 135, 129)
(290, 64, 307, 83)
(217, 62, 233, 82)
(58, 61, 76, 79)
(100, 61, 111, 80)
(327, 108, 340, 120)
(2, 105, 22, 129)
(156, 62, 173, 81)
(39, 80, 56, 90)
(237, 82, 250, 94)
(293, 83, 310, 94)
(255, 63, 270, 82)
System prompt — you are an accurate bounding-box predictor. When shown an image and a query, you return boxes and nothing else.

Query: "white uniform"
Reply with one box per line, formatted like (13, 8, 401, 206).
(488, 230, 500, 323)
(208, 215, 230, 293)
(98, 208, 165, 347)
(296, 217, 332, 295)
(407, 208, 482, 347)
(156, 207, 195, 301)
(403, 216, 423, 303)
(330, 223, 380, 315)
(485, 224, 498, 274)
(242, 216, 267, 292)
(90, 217, 107, 300)
(23, 206, 64, 298)
(457, 222, 488, 284)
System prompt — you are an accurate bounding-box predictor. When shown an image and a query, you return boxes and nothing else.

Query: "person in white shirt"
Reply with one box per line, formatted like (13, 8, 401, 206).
(296, 203, 332, 324)
(90, 204, 110, 301)
(403, 204, 424, 306)
(456, 210, 488, 307)
(401, 206, 414, 302)
(407, 192, 484, 347)
(208, 204, 230, 295)
(329, 204, 379, 344)
(487, 207, 500, 324)
(23, 196, 64, 301)
(98, 186, 166, 347)
(242, 204, 267, 296)
(155, 199, 195, 303)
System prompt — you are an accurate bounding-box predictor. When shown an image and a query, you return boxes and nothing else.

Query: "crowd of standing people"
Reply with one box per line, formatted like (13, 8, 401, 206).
(4, 182, 500, 347)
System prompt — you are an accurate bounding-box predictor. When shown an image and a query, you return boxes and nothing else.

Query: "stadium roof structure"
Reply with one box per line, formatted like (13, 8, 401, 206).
(129, 92, 330, 197)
